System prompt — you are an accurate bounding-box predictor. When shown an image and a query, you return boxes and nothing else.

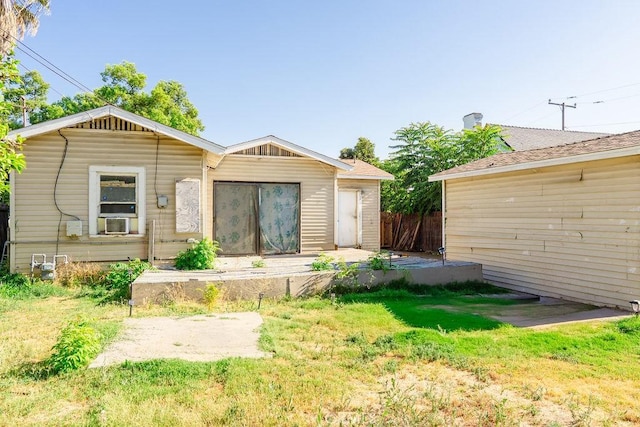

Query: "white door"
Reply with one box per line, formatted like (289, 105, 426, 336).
(338, 190, 360, 247)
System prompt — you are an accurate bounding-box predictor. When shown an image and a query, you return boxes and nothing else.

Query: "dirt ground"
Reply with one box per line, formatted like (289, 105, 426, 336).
(90, 312, 268, 368)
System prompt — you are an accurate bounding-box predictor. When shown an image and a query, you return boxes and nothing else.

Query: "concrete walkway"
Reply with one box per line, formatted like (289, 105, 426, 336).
(90, 312, 268, 368)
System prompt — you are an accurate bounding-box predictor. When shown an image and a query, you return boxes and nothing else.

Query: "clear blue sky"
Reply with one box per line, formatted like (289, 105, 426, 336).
(14, 1, 640, 159)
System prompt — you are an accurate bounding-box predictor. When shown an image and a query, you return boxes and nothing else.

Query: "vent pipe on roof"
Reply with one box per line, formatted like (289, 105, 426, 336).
(463, 112, 483, 129)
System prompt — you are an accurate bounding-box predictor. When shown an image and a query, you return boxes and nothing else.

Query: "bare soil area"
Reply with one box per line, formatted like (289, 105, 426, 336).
(90, 312, 268, 368)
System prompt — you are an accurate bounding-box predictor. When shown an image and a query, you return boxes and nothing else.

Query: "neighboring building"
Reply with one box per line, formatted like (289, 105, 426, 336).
(6, 106, 392, 272)
(429, 130, 640, 309)
(462, 112, 610, 151)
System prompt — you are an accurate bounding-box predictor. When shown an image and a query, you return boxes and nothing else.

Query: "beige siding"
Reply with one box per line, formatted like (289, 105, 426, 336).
(208, 155, 335, 252)
(13, 128, 203, 272)
(444, 156, 640, 308)
(337, 179, 381, 251)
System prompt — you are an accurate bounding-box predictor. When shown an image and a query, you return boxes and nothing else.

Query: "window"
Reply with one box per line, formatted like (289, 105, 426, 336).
(89, 166, 145, 236)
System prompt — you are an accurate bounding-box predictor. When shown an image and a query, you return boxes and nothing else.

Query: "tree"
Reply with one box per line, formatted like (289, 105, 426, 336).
(28, 61, 206, 136)
(4, 69, 49, 128)
(0, 53, 26, 202)
(339, 137, 379, 165)
(0, 0, 50, 56)
(381, 122, 506, 214)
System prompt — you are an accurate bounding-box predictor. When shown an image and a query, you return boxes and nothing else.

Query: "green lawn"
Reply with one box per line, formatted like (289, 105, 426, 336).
(1, 281, 639, 426)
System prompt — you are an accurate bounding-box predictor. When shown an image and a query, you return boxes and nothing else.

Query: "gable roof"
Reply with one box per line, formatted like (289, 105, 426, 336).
(429, 130, 640, 182)
(5, 105, 225, 154)
(495, 124, 610, 151)
(336, 158, 394, 180)
(226, 135, 353, 171)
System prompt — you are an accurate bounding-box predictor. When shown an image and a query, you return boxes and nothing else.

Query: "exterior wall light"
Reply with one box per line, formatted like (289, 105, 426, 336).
(630, 300, 640, 316)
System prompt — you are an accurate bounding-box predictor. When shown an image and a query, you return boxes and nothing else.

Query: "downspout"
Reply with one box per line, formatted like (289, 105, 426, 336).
(333, 172, 339, 250)
(201, 151, 207, 239)
(9, 171, 16, 272)
(441, 180, 446, 251)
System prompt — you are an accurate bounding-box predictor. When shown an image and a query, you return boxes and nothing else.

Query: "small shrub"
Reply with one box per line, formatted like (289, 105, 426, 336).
(202, 283, 222, 309)
(102, 259, 153, 303)
(334, 258, 360, 288)
(48, 319, 101, 374)
(311, 253, 334, 271)
(368, 251, 392, 272)
(175, 238, 220, 270)
(252, 259, 266, 268)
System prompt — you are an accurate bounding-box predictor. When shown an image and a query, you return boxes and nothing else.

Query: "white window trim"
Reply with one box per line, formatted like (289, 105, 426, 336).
(89, 166, 146, 236)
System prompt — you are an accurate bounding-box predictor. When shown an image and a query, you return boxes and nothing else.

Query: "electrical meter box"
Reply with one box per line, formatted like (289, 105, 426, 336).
(66, 220, 82, 237)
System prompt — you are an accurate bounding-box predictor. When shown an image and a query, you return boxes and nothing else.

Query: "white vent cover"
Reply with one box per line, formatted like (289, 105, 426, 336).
(105, 217, 129, 235)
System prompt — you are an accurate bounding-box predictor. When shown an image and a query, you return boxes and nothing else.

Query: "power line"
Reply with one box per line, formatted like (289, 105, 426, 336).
(12, 37, 95, 95)
(569, 120, 640, 128)
(503, 100, 546, 122)
(564, 82, 640, 100)
(18, 61, 67, 99)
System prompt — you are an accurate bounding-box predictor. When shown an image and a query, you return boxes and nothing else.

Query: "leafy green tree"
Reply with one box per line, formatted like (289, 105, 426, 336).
(339, 137, 379, 165)
(381, 122, 507, 214)
(4, 69, 49, 128)
(29, 61, 205, 136)
(0, 53, 27, 202)
(0, 0, 49, 56)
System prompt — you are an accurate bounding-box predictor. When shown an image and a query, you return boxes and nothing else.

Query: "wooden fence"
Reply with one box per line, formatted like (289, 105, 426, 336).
(380, 211, 442, 253)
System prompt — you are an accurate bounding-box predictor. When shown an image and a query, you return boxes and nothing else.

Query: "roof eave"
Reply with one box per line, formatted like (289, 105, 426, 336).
(6, 105, 225, 154)
(226, 135, 353, 171)
(429, 146, 640, 182)
(337, 173, 394, 180)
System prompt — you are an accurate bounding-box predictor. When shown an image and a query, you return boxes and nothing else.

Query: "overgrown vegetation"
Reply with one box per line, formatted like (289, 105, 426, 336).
(47, 319, 101, 374)
(175, 238, 220, 270)
(310, 252, 335, 271)
(367, 250, 393, 272)
(0, 276, 638, 425)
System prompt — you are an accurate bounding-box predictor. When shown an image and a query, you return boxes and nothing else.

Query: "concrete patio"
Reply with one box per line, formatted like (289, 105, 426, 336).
(132, 249, 483, 305)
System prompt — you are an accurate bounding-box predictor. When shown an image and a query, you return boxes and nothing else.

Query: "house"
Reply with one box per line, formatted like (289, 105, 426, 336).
(429, 130, 640, 309)
(463, 112, 610, 151)
(6, 106, 392, 273)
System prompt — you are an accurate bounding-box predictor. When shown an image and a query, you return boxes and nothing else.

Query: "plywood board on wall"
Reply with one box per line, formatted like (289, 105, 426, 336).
(176, 178, 200, 233)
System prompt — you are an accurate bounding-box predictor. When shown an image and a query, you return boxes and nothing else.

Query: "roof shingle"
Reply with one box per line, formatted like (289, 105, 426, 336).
(430, 129, 640, 181)
(494, 124, 610, 151)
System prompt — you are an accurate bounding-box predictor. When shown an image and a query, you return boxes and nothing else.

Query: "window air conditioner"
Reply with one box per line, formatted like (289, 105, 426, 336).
(105, 217, 130, 235)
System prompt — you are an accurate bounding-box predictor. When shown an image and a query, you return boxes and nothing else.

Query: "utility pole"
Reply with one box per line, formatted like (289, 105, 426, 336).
(21, 96, 28, 127)
(548, 99, 576, 130)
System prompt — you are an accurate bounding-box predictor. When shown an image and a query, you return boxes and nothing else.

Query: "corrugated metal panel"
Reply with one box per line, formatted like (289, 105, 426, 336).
(337, 178, 380, 251)
(209, 156, 335, 252)
(13, 128, 203, 271)
(444, 155, 640, 308)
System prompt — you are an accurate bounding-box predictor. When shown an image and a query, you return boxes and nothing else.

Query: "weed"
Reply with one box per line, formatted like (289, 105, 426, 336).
(368, 250, 393, 272)
(101, 258, 153, 303)
(311, 253, 334, 271)
(251, 258, 266, 268)
(175, 238, 220, 270)
(333, 258, 361, 288)
(47, 319, 101, 374)
(55, 262, 105, 288)
(373, 334, 398, 352)
(567, 394, 595, 426)
(0, 271, 68, 299)
(202, 283, 222, 309)
(382, 359, 398, 374)
(616, 316, 640, 334)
